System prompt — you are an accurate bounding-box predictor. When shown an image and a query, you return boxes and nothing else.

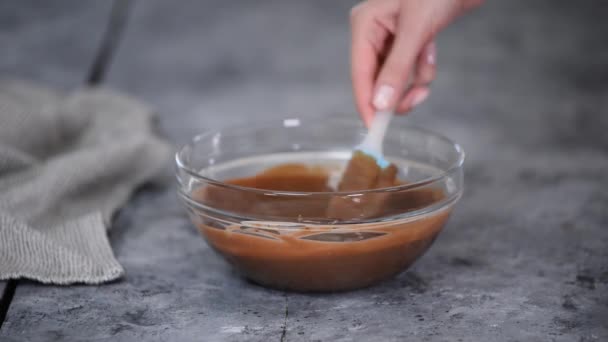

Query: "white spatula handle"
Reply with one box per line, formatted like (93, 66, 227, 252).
(360, 111, 393, 154)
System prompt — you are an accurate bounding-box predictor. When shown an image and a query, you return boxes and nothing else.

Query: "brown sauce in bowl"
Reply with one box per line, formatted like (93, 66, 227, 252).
(191, 163, 451, 292)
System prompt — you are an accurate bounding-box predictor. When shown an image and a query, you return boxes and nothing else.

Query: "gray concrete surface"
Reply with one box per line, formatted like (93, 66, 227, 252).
(1, 0, 607, 341)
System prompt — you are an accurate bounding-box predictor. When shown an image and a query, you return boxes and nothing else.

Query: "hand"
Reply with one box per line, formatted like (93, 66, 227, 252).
(350, 0, 483, 125)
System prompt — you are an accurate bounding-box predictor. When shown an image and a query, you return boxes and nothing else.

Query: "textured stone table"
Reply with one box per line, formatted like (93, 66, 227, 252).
(1, 1, 607, 341)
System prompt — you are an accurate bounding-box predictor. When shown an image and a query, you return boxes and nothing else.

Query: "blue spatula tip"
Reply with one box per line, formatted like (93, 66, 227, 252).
(357, 148, 390, 169)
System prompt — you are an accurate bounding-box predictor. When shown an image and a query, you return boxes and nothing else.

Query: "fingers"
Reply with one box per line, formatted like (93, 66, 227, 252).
(414, 41, 436, 86)
(350, 0, 403, 126)
(396, 86, 430, 113)
(396, 40, 436, 114)
(372, 3, 431, 112)
(350, 1, 396, 126)
(351, 0, 480, 118)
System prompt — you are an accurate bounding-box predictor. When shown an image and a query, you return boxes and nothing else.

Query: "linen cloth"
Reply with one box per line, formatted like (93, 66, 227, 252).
(0, 80, 171, 284)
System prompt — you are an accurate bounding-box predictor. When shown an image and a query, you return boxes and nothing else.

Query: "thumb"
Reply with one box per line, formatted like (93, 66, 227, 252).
(372, 9, 430, 111)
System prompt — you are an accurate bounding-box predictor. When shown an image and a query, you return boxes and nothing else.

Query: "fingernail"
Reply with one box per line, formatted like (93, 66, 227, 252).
(373, 85, 395, 110)
(426, 43, 436, 65)
(412, 89, 429, 107)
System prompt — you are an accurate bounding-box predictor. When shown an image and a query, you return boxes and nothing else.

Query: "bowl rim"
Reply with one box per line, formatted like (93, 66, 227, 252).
(175, 116, 465, 197)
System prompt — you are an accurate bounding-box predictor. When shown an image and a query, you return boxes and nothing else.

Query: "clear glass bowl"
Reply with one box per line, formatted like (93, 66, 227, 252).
(176, 117, 464, 292)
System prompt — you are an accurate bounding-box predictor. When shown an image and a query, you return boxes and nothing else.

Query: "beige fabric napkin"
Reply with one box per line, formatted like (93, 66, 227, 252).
(0, 80, 171, 284)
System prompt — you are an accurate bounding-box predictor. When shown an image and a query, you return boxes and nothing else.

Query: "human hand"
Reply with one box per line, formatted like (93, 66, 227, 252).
(350, 0, 483, 125)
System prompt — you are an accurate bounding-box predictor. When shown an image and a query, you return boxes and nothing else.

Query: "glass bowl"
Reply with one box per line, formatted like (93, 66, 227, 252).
(176, 117, 464, 292)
